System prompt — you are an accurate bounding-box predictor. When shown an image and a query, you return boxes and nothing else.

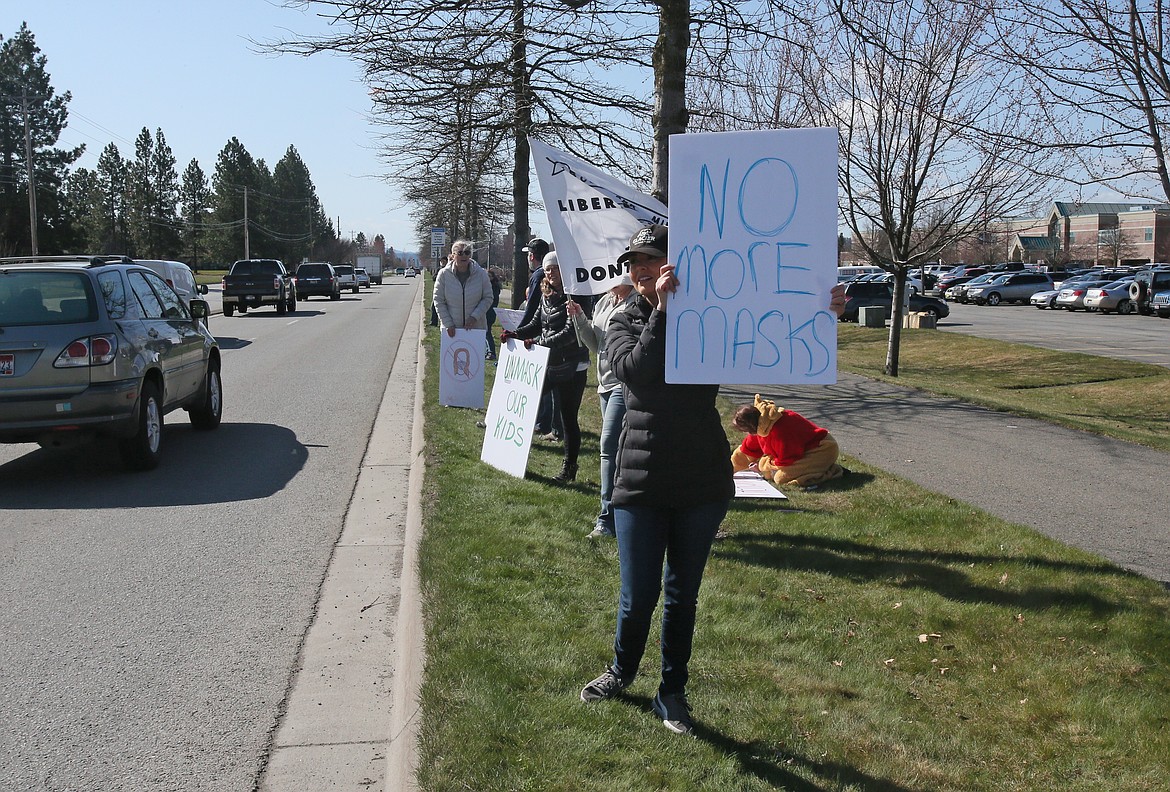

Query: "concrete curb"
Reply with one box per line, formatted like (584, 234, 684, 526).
(257, 279, 425, 791)
(385, 285, 427, 790)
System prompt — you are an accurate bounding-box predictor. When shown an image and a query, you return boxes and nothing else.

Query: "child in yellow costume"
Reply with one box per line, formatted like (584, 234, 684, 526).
(730, 394, 844, 488)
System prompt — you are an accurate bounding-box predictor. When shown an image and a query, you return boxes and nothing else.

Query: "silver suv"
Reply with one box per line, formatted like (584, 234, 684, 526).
(0, 255, 223, 470)
(966, 271, 1054, 305)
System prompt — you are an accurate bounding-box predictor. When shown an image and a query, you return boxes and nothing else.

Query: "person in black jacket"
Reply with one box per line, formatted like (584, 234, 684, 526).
(579, 224, 845, 735)
(502, 252, 589, 482)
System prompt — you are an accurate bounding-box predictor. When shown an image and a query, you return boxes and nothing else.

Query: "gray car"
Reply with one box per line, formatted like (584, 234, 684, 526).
(966, 271, 1054, 305)
(0, 255, 222, 470)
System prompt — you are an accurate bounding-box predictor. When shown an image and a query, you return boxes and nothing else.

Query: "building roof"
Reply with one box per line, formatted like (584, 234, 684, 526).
(1051, 201, 1165, 217)
(1018, 235, 1054, 251)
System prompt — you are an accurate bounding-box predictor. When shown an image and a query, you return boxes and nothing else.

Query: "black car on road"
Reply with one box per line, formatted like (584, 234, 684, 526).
(295, 262, 342, 300)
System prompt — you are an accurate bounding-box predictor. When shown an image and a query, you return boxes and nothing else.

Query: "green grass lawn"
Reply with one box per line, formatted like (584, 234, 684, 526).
(416, 317, 1170, 792)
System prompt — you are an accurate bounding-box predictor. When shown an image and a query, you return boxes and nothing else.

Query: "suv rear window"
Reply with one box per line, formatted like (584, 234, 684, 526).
(0, 271, 97, 326)
(298, 264, 331, 277)
(335, 266, 354, 275)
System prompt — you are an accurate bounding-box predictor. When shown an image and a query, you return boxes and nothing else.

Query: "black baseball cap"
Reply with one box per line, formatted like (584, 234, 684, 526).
(523, 238, 550, 260)
(617, 224, 668, 265)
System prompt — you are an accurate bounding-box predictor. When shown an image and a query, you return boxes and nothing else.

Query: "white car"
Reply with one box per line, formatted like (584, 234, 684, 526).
(355, 268, 372, 289)
(333, 264, 360, 294)
(135, 259, 210, 323)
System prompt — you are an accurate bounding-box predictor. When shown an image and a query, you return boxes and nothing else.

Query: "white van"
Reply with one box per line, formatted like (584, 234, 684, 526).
(135, 260, 211, 323)
(836, 265, 884, 282)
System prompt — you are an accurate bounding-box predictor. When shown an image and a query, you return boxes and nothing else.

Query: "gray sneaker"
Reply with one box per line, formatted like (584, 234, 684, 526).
(652, 691, 694, 734)
(580, 668, 629, 702)
(586, 525, 615, 539)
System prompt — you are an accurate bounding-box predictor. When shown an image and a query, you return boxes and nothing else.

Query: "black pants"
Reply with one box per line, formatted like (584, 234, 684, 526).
(547, 368, 587, 467)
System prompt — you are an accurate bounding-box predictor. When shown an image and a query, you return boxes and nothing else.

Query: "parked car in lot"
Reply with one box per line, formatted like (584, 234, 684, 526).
(935, 269, 988, 297)
(945, 272, 999, 303)
(355, 267, 372, 289)
(1129, 266, 1170, 315)
(334, 264, 360, 294)
(1083, 277, 1137, 314)
(1055, 278, 1114, 310)
(0, 255, 222, 470)
(839, 280, 950, 322)
(295, 262, 341, 300)
(1150, 289, 1170, 318)
(1031, 273, 1100, 309)
(967, 271, 1054, 305)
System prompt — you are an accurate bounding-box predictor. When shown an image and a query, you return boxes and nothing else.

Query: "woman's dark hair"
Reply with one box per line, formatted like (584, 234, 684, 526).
(733, 405, 760, 434)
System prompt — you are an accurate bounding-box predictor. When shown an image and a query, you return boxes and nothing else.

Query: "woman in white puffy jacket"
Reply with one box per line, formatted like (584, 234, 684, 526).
(432, 239, 493, 337)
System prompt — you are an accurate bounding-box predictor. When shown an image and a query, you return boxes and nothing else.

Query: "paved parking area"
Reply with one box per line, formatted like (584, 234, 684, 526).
(937, 302, 1170, 368)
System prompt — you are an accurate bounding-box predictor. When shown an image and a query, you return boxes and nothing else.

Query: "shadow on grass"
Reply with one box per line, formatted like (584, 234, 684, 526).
(617, 692, 924, 792)
(715, 531, 1134, 615)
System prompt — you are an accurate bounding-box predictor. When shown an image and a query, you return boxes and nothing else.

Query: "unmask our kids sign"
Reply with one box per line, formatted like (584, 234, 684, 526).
(530, 138, 668, 297)
(665, 129, 839, 385)
(481, 340, 550, 478)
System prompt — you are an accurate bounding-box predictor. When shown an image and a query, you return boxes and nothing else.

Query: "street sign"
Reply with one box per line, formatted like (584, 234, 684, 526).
(431, 227, 447, 248)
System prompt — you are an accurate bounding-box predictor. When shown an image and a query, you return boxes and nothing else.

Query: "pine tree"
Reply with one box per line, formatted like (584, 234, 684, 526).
(0, 23, 83, 254)
(179, 158, 212, 269)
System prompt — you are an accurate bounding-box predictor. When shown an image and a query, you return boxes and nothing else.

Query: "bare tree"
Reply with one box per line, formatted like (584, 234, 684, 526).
(268, 0, 657, 305)
(1003, 0, 1170, 203)
(793, 0, 1056, 375)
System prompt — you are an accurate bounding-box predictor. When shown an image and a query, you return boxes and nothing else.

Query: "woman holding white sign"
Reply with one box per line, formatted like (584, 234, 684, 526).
(580, 224, 846, 735)
(501, 252, 589, 483)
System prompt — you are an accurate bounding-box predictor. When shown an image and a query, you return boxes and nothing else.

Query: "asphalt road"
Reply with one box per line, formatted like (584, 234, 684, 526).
(0, 280, 421, 791)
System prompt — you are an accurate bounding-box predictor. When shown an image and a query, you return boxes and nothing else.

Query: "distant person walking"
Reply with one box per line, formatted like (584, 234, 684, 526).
(432, 240, 493, 338)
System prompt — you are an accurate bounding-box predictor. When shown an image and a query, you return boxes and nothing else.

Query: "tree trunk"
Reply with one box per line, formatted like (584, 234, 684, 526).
(511, 0, 532, 308)
(651, 0, 690, 205)
(885, 268, 907, 376)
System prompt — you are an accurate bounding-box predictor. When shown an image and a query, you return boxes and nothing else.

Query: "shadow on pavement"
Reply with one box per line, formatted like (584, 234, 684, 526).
(0, 422, 308, 509)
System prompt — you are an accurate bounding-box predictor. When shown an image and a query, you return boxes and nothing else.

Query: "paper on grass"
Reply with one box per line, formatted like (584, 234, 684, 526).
(733, 470, 788, 499)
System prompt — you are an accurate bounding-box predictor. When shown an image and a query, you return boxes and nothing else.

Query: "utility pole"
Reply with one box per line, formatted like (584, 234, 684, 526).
(243, 186, 250, 260)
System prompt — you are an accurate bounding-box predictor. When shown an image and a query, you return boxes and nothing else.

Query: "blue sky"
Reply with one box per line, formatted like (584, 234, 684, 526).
(15, 1, 423, 253)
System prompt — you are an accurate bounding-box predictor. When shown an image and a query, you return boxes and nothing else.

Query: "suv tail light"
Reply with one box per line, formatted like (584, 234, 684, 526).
(273, 276, 282, 289)
(54, 334, 118, 368)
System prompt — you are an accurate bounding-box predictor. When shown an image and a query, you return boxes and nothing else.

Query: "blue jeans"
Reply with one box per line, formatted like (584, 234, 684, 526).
(611, 499, 729, 695)
(535, 389, 563, 437)
(595, 388, 626, 532)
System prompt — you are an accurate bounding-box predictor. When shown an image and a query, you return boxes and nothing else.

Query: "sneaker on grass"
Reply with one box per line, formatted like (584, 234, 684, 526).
(580, 667, 630, 702)
(586, 525, 615, 539)
(651, 691, 694, 734)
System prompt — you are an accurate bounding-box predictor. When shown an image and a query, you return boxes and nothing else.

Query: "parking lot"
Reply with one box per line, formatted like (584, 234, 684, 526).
(935, 301, 1170, 368)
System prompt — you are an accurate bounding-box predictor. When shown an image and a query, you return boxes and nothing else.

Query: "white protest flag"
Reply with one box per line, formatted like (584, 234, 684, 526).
(529, 138, 668, 296)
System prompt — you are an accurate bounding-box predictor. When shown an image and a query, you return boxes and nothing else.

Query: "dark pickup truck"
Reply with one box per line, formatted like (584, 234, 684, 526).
(221, 259, 297, 316)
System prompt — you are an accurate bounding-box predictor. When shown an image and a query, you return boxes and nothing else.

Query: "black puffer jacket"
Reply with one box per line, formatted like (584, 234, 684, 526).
(514, 291, 589, 371)
(607, 296, 734, 508)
